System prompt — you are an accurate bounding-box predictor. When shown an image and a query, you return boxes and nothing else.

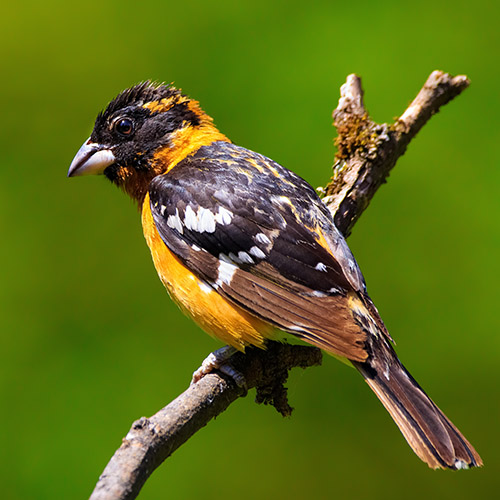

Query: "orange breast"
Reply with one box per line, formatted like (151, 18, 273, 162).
(141, 193, 274, 350)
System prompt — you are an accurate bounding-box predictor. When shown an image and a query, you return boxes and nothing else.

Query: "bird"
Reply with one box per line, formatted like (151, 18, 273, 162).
(68, 81, 482, 470)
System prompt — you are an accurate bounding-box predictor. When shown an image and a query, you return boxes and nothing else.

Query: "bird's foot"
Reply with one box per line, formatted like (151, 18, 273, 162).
(191, 345, 247, 390)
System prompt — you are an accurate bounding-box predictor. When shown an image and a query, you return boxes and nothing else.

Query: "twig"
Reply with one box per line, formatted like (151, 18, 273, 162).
(89, 71, 470, 500)
(324, 71, 469, 235)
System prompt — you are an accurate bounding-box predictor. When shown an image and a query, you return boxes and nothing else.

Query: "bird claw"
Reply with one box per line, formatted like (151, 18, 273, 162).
(191, 346, 247, 392)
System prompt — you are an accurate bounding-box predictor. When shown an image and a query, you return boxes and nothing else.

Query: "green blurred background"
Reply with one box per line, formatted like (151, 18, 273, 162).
(1, 0, 498, 498)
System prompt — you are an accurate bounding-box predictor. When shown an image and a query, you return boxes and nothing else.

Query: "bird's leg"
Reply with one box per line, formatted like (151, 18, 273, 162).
(191, 345, 246, 389)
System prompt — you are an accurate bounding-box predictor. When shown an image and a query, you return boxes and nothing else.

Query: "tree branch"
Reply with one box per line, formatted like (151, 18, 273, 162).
(89, 70, 469, 500)
(90, 344, 322, 500)
(324, 70, 469, 235)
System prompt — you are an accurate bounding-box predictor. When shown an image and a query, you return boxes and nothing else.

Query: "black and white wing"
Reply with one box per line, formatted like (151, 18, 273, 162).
(149, 142, 375, 360)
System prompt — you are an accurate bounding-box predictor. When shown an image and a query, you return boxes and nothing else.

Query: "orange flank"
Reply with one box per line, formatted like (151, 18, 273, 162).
(141, 193, 274, 350)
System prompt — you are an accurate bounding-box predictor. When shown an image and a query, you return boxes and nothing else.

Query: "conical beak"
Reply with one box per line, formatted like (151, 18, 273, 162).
(67, 138, 116, 177)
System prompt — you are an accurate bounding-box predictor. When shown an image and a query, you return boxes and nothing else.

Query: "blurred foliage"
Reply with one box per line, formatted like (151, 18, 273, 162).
(1, 0, 498, 498)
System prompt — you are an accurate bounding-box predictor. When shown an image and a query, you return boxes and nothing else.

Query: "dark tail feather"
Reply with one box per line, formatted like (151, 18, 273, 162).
(354, 355, 483, 469)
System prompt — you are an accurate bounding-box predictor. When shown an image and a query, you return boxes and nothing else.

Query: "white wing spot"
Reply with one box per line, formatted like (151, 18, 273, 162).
(216, 257, 238, 287)
(184, 205, 198, 231)
(311, 290, 327, 297)
(191, 244, 201, 251)
(184, 206, 217, 233)
(160, 205, 166, 215)
(249, 246, 266, 259)
(215, 206, 233, 225)
(288, 324, 306, 332)
(315, 262, 328, 272)
(198, 207, 216, 233)
(167, 208, 183, 234)
(255, 233, 271, 246)
(238, 251, 254, 264)
(227, 252, 254, 265)
(198, 281, 213, 294)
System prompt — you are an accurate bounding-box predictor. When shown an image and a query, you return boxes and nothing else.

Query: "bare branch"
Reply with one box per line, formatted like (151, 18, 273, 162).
(89, 70, 469, 500)
(324, 70, 469, 236)
(90, 344, 322, 500)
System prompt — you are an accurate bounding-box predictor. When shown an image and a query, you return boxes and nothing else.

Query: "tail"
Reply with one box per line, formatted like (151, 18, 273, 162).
(354, 348, 483, 470)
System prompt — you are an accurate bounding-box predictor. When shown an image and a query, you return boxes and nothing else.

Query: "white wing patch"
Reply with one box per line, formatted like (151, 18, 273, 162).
(249, 246, 266, 259)
(167, 208, 183, 234)
(255, 233, 271, 246)
(198, 280, 213, 294)
(216, 256, 238, 287)
(315, 262, 328, 272)
(214, 206, 233, 225)
(228, 251, 255, 265)
(238, 251, 254, 264)
(181, 205, 233, 233)
(198, 207, 216, 233)
(183, 205, 198, 231)
(254, 230, 278, 252)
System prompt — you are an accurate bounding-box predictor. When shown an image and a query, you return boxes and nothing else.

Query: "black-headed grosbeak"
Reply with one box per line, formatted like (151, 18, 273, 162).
(68, 81, 481, 470)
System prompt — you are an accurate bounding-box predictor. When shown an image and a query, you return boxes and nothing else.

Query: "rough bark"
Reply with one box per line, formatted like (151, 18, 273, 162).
(324, 71, 469, 235)
(89, 70, 470, 500)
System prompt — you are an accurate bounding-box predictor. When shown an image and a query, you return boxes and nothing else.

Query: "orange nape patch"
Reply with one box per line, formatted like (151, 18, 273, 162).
(142, 95, 188, 114)
(143, 94, 230, 175)
(152, 124, 229, 175)
(141, 194, 275, 350)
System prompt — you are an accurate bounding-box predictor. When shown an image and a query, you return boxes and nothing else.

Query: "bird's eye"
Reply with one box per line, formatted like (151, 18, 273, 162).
(114, 118, 135, 136)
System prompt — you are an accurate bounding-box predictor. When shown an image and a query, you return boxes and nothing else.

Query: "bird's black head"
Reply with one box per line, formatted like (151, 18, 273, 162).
(68, 81, 223, 203)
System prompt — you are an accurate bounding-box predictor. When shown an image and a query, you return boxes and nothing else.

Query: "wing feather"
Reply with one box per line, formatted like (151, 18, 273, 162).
(149, 142, 373, 360)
